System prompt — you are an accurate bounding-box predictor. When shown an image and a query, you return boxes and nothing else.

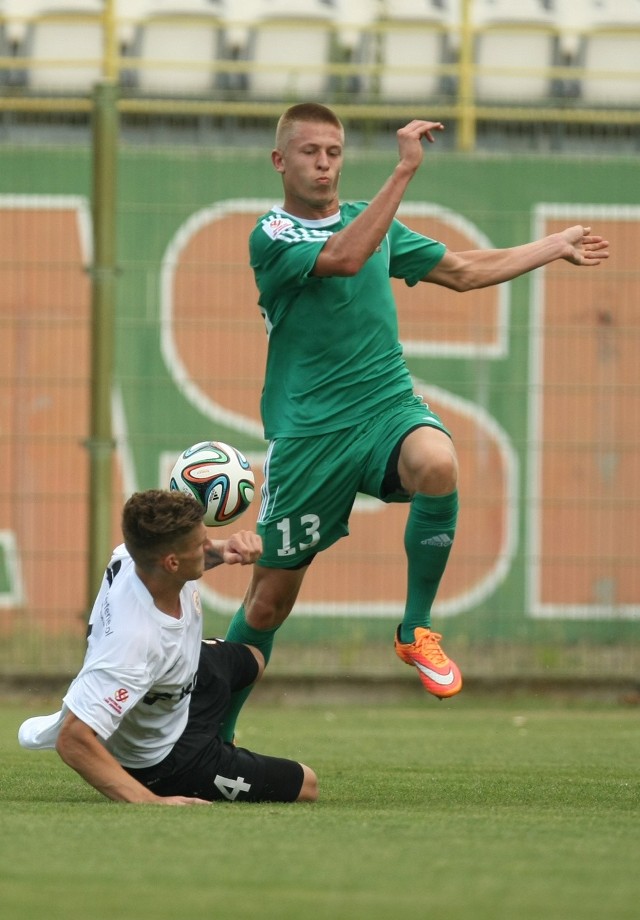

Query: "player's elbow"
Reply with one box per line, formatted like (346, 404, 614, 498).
(338, 255, 366, 277)
(55, 725, 74, 765)
(315, 254, 362, 278)
(55, 715, 91, 768)
(314, 242, 366, 278)
(425, 255, 483, 292)
(433, 267, 478, 292)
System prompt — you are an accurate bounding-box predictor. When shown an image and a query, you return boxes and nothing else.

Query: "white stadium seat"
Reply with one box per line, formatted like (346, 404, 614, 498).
(114, 0, 153, 53)
(563, 0, 640, 105)
(3, 0, 104, 92)
(222, 0, 261, 54)
(133, 0, 225, 96)
(334, 0, 376, 54)
(332, 0, 378, 97)
(377, 0, 450, 103)
(472, 0, 558, 103)
(238, 0, 337, 101)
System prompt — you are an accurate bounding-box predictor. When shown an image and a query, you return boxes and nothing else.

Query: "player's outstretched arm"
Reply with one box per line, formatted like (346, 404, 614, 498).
(56, 712, 210, 805)
(423, 225, 609, 292)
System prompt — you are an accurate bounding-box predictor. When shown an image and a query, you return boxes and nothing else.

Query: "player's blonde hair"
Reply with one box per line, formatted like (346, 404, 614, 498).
(275, 102, 344, 152)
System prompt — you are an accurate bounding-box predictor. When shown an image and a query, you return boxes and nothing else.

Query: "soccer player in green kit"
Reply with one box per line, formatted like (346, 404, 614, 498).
(222, 103, 609, 740)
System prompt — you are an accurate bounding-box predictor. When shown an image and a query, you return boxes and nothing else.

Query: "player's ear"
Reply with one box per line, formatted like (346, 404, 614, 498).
(162, 552, 179, 573)
(272, 149, 285, 173)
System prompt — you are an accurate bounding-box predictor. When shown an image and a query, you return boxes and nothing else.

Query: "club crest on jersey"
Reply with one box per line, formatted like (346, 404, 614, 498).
(264, 216, 294, 239)
(193, 590, 202, 615)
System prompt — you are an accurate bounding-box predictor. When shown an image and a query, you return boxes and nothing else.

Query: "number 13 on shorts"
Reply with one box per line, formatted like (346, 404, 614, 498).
(276, 515, 321, 558)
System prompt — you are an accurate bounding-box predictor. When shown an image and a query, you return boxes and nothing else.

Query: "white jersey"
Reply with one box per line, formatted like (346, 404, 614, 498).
(18, 545, 204, 769)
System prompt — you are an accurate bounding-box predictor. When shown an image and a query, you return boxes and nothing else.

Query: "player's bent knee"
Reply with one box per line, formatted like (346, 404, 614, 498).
(400, 430, 458, 495)
(417, 446, 458, 495)
(296, 763, 318, 802)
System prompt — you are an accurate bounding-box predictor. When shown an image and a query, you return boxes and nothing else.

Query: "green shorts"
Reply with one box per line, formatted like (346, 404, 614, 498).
(257, 394, 450, 568)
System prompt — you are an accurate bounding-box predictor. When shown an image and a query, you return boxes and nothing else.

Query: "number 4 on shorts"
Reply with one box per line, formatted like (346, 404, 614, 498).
(214, 774, 252, 801)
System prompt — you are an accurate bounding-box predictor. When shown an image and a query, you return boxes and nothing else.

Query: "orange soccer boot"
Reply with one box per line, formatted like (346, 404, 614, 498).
(394, 626, 463, 699)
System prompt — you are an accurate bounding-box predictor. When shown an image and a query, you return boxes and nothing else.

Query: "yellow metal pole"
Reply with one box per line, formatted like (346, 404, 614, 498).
(102, 0, 118, 82)
(456, 0, 476, 152)
(87, 2, 119, 606)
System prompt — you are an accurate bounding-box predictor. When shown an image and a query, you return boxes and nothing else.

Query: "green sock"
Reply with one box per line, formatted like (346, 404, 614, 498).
(220, 605, 278, 742)
(399, 490, 458, 644)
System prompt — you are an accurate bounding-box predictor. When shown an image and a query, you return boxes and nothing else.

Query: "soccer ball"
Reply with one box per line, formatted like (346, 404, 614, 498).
(169, 441, 255, 526)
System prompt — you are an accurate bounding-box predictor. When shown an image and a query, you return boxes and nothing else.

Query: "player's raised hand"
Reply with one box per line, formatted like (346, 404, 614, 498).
(560, 225, 610, 265)
(396, 120, 445, 174)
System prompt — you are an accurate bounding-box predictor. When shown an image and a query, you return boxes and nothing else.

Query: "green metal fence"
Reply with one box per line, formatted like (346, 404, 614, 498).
(1, 135, 639, 679)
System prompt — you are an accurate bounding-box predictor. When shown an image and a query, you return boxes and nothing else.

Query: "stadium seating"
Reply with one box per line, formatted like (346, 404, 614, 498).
(127, 0, 226, 96)
(471, 0, 559, 103)
(114, 0, 150, 53)
(0, 0, 638, 117)
(2, 0, 104, 92)
(376, 0, 451, 103)
(230, 0, 337, 101)
(332, 0, 377, 97)
(556, 0, 640, 105)
(333, 0, 375, 53)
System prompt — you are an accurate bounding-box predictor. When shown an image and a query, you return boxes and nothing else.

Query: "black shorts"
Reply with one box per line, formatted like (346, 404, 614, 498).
(127, 639, 304, 803)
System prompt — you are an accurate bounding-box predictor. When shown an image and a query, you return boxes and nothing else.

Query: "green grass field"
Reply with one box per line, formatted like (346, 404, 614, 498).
(1, 692, 638, 920)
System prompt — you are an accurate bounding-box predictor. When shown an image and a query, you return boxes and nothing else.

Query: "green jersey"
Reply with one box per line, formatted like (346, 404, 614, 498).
(250, 202, 446, 439)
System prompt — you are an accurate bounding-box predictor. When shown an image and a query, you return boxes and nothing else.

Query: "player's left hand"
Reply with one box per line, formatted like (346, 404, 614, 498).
(560, 225, 609, 265)
(221, 531, 263, 566)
